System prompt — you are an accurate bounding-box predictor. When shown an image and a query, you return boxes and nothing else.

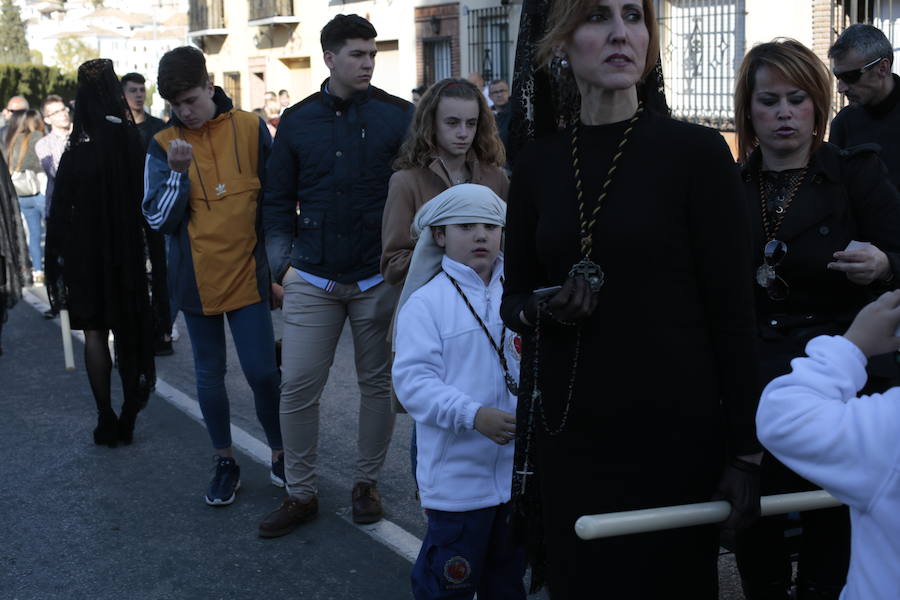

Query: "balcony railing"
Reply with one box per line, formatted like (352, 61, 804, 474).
(189, 0, 226, 33)
(248, 0, 294, 22)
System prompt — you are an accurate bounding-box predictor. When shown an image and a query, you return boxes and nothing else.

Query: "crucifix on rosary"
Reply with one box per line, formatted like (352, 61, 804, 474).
(516, 460, 535, 494)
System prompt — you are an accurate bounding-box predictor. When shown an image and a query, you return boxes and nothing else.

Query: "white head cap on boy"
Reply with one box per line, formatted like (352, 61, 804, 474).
(396, 183, 506, 319)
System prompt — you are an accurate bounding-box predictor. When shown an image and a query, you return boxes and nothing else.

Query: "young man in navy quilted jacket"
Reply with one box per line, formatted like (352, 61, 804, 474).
(259, 13, 413, 537)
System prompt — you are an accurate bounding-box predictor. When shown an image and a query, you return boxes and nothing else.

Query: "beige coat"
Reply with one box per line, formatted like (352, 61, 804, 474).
(380, 155, 509, 285)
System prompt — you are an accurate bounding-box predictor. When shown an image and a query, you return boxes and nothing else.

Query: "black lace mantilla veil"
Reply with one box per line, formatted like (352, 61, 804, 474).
(45, 58, 156, 405)
(507, 1, 670, 591)
(507, 0, 670, 162)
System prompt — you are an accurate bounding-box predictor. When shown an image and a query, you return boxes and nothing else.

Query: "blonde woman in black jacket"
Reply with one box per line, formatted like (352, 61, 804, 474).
(734, 38, 900, 600)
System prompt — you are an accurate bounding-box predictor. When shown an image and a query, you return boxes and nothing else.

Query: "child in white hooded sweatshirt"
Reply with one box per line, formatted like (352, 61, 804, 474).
(757, 289, 900, 600)
(392, 184, 525, 599)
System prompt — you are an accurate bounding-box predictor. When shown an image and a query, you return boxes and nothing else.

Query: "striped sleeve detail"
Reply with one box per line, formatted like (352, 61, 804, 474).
(142, 146, 189, 233)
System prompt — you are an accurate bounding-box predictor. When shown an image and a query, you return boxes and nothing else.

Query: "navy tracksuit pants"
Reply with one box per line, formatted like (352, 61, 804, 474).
(411, 502, 526, 599)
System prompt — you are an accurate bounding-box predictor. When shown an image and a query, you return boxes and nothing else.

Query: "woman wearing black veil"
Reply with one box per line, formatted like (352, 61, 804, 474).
(45, 59, 155, 447)
(0, 149, 30, 355)
(501, 1, 761, 596)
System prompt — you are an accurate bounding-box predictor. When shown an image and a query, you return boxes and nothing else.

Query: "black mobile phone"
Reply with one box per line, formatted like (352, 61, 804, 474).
(532, 285, 562, 299)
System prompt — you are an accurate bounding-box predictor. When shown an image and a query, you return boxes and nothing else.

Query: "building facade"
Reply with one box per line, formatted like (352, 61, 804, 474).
(186, 1, 900, 123)
(19, 0, 188, 112)
(658, 0, 900, 132)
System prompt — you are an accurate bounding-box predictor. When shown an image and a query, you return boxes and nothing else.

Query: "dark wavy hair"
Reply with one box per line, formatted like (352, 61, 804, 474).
(320, 14, 377, 53)
(157, 46, 209, 101)
(393, 78, 505, 170)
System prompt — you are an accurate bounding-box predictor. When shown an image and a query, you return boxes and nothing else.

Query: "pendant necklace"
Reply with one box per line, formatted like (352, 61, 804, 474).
(755, 166, 806, 288)
(568, 102, 644, 291)
(444, 273, 519, 395)
(515, 106, 644, 502)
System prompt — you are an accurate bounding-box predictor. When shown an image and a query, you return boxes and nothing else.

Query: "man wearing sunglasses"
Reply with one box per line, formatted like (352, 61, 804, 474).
(829, 24, 900, 189)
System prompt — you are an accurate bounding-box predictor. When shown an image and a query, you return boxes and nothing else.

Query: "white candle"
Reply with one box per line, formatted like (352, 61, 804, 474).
(60, 309, 75, 371)
(574, 491, 841, 540)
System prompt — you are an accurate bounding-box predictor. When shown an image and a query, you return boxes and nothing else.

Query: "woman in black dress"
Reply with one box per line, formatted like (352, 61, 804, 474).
(45, 59, 155, 447)
(732, 39, 900, 600)
(500, 0, 761, 597)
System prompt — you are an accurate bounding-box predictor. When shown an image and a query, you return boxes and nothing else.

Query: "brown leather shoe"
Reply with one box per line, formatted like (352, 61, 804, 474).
(351, 482, 384, 524)
(258, 496, 318, 538)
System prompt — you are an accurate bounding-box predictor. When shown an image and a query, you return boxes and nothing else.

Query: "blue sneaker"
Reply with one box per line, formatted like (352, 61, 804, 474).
(270, 453, 285, 488)
(205, 455, 241, 506)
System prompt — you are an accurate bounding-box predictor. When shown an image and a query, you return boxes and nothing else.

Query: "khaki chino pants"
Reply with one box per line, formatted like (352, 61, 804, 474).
(280, 268, 399, 500)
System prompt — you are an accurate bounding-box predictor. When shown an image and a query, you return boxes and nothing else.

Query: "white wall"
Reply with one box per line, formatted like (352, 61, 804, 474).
(744, 0, 812, 50)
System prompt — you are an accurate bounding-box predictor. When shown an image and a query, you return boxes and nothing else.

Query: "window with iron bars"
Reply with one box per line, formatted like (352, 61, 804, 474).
(224, 72, 242, 109)
(249, 0, 294, 22)
(189, 0, 225, 32)
(655, 0, 746, 130)
(467, 6, 512, 85)
(423, 37, 453, 87)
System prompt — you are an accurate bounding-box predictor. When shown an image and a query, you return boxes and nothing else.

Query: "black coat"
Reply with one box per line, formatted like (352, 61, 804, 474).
(501, 110, 759, 597)
(742, 142, 900, 492)
(830, 73, 900, 191)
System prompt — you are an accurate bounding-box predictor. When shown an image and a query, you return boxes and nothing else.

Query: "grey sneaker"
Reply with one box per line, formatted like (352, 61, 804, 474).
(205, 455, 241, 506)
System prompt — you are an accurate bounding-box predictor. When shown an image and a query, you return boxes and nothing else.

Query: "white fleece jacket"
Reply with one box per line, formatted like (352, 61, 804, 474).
(392, 255, 519, 512)
(757, 335, 900, 600)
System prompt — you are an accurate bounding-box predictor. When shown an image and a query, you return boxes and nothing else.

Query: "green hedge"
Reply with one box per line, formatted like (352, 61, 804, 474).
(0, 63, 77, 106)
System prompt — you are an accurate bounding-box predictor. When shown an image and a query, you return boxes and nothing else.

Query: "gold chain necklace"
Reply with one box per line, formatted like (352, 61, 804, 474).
(568, 103, 644, 291)
(755, 166, 806, 289)
(758, 166, 807, 242)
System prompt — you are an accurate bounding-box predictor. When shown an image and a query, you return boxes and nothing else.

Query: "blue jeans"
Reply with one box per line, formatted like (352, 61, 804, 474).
(412, 502, 526, 599)
(18, 193, 44, 271)
(183, 301, 283, 451)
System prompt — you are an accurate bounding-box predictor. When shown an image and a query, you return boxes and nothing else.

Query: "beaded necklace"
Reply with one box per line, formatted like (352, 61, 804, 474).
(516, 107, 644, 494)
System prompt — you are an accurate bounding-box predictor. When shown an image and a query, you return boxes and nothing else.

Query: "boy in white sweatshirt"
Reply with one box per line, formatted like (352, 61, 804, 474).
(392, 184, 525, 599)
(757, 289, 900, 600)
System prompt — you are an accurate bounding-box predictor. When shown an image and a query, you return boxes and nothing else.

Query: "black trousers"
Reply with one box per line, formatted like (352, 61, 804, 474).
(734, 502, 850, 600)
(144, 224, 170, 340)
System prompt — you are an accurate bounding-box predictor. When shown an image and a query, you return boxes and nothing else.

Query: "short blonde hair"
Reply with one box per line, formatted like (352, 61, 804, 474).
(735, 39, 832, 162)
(536, 0, 660, 81)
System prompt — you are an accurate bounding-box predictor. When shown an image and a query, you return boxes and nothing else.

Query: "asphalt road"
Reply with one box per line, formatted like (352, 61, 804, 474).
(0, 286, 746, 599)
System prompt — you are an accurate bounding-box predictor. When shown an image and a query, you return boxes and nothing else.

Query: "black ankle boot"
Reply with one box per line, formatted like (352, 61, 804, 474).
(118, 405, 139, 445)
(93, 409, 119, 447)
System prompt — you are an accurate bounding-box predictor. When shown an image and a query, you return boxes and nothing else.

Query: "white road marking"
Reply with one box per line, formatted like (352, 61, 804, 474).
(23, 288, 424, 563)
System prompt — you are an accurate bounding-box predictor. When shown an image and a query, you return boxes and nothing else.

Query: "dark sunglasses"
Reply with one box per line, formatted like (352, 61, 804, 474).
(756, 239, 789, 301)
(833, 56, 884, 84)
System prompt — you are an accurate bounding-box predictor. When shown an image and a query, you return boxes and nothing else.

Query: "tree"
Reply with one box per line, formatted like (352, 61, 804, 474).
(0, 0, 30, 65)
(146, 82, 156, 109)
(54, 36, 99, 75)
(0, 64, 77, 107)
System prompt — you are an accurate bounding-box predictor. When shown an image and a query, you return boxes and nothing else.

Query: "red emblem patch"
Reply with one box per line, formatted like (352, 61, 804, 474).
(506, 333, 523, 363)
(443, 555, 471, 585)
